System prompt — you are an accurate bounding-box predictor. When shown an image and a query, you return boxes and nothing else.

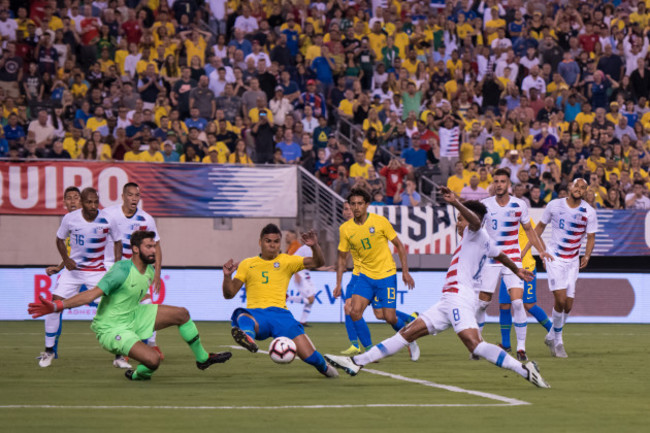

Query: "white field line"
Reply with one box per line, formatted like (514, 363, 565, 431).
(225, 345, 530, 407)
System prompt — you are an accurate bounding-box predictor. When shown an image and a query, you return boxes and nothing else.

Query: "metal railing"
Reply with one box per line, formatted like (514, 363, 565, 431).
(297, 166, 346, 242)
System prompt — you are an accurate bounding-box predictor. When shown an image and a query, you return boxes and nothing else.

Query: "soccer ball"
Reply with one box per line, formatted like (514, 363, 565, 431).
(268, 337, 297, 364)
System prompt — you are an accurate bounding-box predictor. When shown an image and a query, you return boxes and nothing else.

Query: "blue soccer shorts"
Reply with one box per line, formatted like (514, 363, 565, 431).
(230, 307, 304, 340)
(499, 269, 537, 304)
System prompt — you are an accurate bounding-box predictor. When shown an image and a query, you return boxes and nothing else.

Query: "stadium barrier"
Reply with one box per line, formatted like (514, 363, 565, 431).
(3, 269, 648, 323)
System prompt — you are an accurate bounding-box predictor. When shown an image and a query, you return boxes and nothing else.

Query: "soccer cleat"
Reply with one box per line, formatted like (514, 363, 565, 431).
(517, 350, 528, 362)
(300, 323, 311, 327)
(113, 355, 133, 369)
(498, 344, 512, 353)
(469, 352, 480, 361)
(340, 345, 361, 356)
(38, 351, 55, 368)
(554, 343, 568, 358)
(324, 354, 361, 376)
(408, 341, 420, 361)
(231, 327, 258, 353)
(197, 352, 232, 370)
(321, 364, 339, 378)
(544, 334, 556, 357)
(407, 312, 419, 323)
(152, 346, 165, 361)
(523, 361, 551, 388)
(124, 369, 135, 380)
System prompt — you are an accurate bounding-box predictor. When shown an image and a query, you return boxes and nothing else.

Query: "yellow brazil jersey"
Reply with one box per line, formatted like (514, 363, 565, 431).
(234, 254, 305, 309)
(338, 99, 354, 117)
(124, 151, 143, 161)
(140, 151, 164, 162)
(447, 174, 467, 195)
(394, 32, 410, 59)
(574, 112, 595, 129)
(63, 137, 86, 159)
(492, 136, 511, 158)
(114, 49, 128, 76)
(368, 33, 386, 60)
(338, 213, 397, 280)
(519, 222, 535, 270)
(86, 117, 107, 132)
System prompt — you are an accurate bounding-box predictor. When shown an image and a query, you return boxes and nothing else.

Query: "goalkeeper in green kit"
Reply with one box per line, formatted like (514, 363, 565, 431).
(29, 230, 231, 381)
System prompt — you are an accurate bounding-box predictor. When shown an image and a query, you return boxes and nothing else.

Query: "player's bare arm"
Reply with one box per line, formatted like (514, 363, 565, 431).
(523, 221, 553, 262)
(56, 237, 77, 271)
(439, 186, 481, 231)
(45, 262, 65, 276)
(222, 259, 243, 299)
(153, 241, 163, 293)
(580, 233, 595, 269)
(28, 287, 104, 318)
(390, 236, 414, 290)
(334, 250, 348, 297)
(495, 252, 534, 282)
(301, 230, 325, 269)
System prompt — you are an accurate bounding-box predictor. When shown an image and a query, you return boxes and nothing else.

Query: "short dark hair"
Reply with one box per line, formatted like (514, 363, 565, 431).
(463, 200, 488, 221)
(634, 180, 645, 187)
(347, 188, 371, 204)
(64, 186, 80, 197)
(130, 230, 156, 249)
(123, 182, 139, 192)
(494, 168, 511, 178)
(260, 223, 282, 239)
(80, 187, 98, 200)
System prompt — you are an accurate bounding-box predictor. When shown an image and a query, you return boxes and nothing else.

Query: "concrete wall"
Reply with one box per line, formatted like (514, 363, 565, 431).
(0, 215, 282, 267)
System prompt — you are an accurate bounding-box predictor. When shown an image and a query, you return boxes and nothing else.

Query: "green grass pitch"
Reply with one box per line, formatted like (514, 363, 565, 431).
(1, 321, 648, 432)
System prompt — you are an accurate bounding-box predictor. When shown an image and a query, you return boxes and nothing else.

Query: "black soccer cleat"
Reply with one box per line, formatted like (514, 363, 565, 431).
(231, 327, 259, 353)
(498, 343, 512, 353)
(124, 369, 135, 380)
(197, 352, 232, 370)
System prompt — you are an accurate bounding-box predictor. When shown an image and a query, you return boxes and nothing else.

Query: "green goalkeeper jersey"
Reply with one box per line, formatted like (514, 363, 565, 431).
(91, 260, 155, 334)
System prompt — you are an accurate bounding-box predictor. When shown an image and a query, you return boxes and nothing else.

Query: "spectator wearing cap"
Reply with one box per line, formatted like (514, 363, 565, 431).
(269, 86, 292, 127)
(162, 140, 180, 162)
(302, 79, 327, 119)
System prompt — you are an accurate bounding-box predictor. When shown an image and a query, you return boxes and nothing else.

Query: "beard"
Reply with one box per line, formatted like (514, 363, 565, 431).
(139, 251, 156, 265)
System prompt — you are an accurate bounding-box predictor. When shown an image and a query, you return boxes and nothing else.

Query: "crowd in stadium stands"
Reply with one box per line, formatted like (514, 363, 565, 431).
(0, 0, 649, 209)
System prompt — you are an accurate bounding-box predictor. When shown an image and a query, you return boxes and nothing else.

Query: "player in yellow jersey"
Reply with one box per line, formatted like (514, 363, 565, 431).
(222, 224, 338, 377)
(45, 187, 82, 277)
(334, 202, 418, 356)
(335, 189, 420, 361)
(497, 221, 552, 353)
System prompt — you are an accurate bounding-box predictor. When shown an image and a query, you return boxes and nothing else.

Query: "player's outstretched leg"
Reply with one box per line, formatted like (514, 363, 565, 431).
(383, 308, 420, 361)
(462, 331, 550, 388)
(231, 313, 259, 353)
(156, 305, 232, 370)
(294, 334, 338, 378)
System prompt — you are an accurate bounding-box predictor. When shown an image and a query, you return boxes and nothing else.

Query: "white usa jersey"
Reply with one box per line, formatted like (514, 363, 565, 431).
(293, 244, 312, 283)
(541, 198, 598, 262)
(56, 209, 114, 272)
(442, 227, 501, 300)
(103, 205, 160, 264)
(481, 195, 530, 266)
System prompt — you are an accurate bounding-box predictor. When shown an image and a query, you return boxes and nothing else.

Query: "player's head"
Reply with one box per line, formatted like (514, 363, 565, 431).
(80, 187, 99, 219)
(570, 178, 588, 200)
(122, 182, 140, 212)
(285, 229, 297, 246)
(492, 168, 511, 197)
(347, 188, 371, 219)
(342, 201, 353, 220)
(130, 230, 156, 265)
(456, 200, 487, 236)
(63, 186, 81, 212)
(259, 223, 282, 257)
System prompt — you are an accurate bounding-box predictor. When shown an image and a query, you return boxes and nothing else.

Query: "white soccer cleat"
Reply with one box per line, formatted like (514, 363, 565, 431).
(38, 351, 55, 368)
(113, 356, 133, 369)
(321, 364, 339, 378)
(554, 343, 568, 358)
(544, 334, 556, 357)
(324, 354, 361, 376)
(407, 341, 420, 361)
(523, 361, 551, 388)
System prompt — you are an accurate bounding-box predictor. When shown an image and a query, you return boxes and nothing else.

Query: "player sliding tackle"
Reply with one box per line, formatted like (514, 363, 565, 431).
(325, 187, 551, 388)
(29, 231, 232, 381)
(223, 224, 339, 378)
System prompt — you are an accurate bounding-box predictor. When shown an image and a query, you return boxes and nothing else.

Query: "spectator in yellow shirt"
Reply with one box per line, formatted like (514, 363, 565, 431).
(447, 161, 468, 195)
(140, 138, 165, 162)
(63, 128, 86, 159)
(124, 140, 145, 161)
(349, 150, 372, 179)
(228, 139, 253, 164)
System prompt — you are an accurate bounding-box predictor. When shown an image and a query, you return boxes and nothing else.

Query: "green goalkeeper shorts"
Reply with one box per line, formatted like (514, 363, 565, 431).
(95, 304, 158, 356)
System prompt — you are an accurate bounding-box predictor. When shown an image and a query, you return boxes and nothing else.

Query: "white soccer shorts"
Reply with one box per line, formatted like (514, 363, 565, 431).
(420, 294, 478, 335)
(481, 265, 523, 293)
(546, 259, 579, 298)
(52, 269, 106, 299)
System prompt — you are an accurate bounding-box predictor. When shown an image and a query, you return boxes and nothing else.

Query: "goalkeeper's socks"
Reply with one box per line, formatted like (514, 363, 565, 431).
(178, 320, 209, 363)
(131, 364, 157, 380)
